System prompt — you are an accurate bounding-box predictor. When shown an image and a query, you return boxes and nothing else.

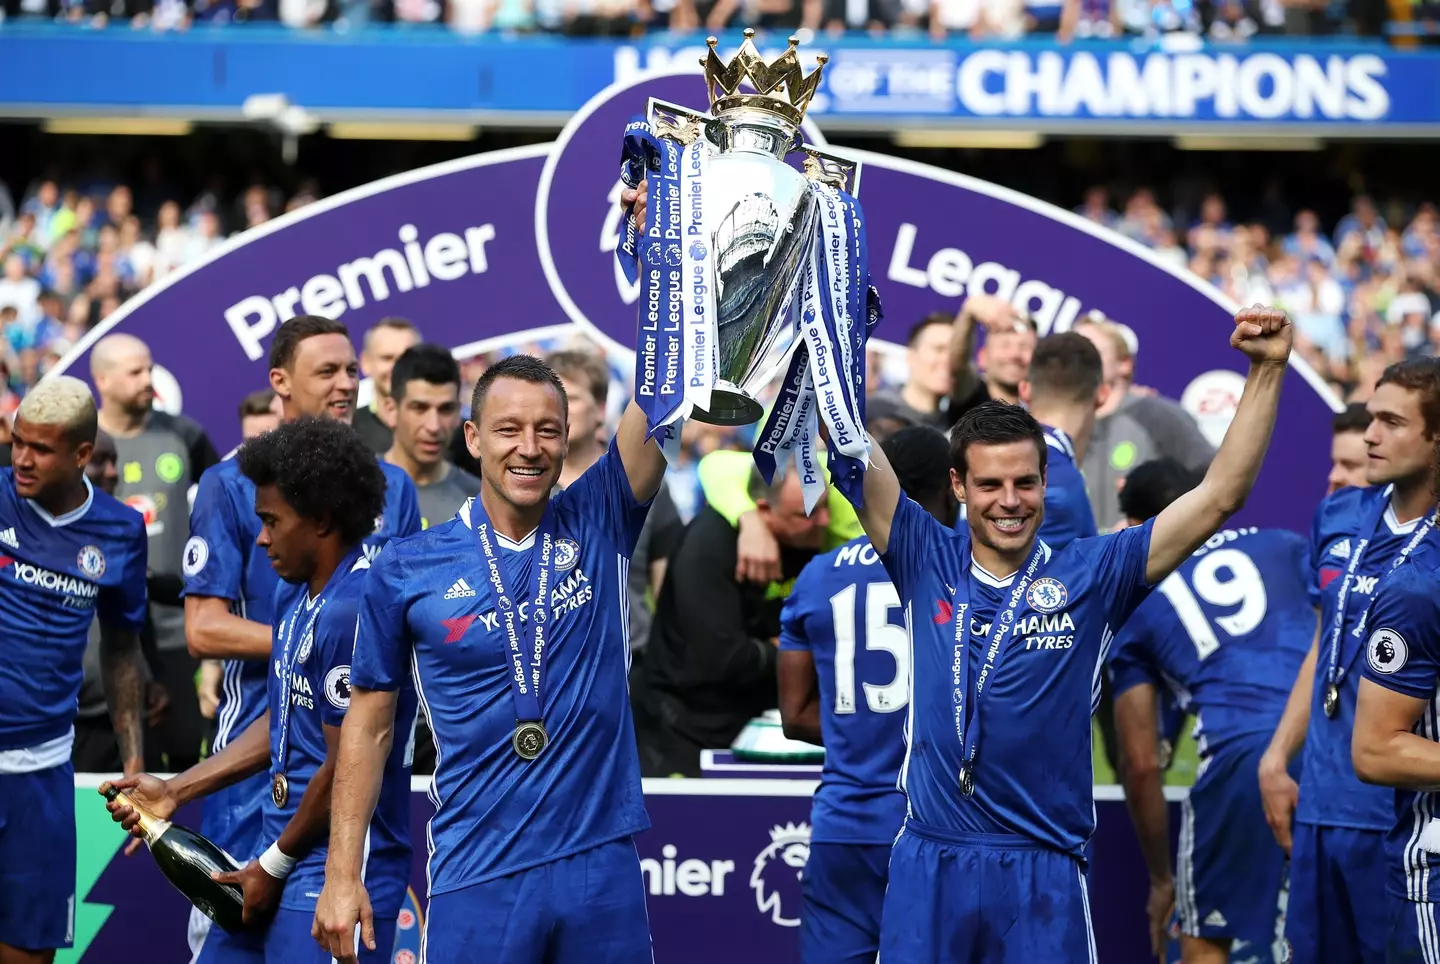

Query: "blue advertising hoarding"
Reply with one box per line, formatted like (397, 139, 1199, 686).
(1, 26, 1439, 133)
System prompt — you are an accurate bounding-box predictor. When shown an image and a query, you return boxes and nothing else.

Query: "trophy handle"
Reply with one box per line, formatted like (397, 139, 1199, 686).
(645, 98, 713, 149)
(798, 146, 863, 197)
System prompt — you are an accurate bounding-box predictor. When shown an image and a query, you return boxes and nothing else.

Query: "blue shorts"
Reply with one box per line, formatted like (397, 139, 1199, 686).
(193, 910, 397, 963)
(1285, 823, 1388, 964)
(420, 837, 653, 964)
(800, 842, 890, 964)
(266, 908, 396, 964)
(1384, 895, 1440, 963)
(0, 763, 76, 951)
(1177, 744, 1289, 945)
(880, 822, 1096, 963)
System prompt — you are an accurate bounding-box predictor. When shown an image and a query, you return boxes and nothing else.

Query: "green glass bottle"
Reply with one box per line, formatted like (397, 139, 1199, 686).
(100, 784, 246, 932)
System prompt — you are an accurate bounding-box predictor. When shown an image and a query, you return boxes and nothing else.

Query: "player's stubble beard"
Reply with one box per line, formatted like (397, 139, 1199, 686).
(970, 502, 1045, 573)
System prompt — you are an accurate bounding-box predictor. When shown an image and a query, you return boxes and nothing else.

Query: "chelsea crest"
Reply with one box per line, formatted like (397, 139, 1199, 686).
(1026, 577, 1068, 614)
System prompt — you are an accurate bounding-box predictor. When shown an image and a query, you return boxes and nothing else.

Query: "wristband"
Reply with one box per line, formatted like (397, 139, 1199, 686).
(258, 842, 298, 879)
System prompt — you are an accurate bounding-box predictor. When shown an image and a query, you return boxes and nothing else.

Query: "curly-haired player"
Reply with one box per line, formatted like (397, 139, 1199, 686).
(107, 417, 420, 964)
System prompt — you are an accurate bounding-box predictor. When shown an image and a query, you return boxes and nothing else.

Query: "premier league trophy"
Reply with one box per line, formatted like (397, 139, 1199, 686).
(618, 29, 879, 514)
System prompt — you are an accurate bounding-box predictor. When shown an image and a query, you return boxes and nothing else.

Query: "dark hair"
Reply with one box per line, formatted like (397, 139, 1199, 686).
(469, 354, 568, 423)
(947, 400, 1047, 481)
(235, 416, 386, 546)
(1376, 357, 1440, 436)
(545, 349, 610, 406)
(1118, 458, 1201, 523)
(1332, 400, 1372, 435)
(391, 344, 461, 403)
(238, 388, 276, 421)
(269, 315, 350, 372)
(882, 425, 952, 501)
(907, 312, 953, 347)
(1027, 332, 1103, 405)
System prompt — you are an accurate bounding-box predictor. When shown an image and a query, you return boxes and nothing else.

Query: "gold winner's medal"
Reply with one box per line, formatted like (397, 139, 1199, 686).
(272, 773, 289, 808)
(1324, 683, 1340, 719)
(513, 721, 548, 761)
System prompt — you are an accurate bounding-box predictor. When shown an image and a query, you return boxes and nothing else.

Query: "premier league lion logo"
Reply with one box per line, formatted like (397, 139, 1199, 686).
(750, 822, 810, 928)
(1367, 628, 1408, 675)
(688, 241, 708, 261)
(1026, 577, 1067, 614)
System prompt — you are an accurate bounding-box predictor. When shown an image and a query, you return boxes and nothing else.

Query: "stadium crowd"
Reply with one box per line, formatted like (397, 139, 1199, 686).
(4, 173, 1440, 415)
(0, 0, 1408, 43)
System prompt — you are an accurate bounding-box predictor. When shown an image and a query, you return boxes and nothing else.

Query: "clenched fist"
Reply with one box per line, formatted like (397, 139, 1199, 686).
(1231, 304, 1293, 367)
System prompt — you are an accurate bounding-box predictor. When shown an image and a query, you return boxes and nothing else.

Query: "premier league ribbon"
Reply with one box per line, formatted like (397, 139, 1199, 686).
(472, 502, 556, 758)
(951, 529, 1049, 797)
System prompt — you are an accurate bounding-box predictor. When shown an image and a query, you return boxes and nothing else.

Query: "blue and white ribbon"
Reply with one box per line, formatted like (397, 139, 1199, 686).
(620, 115, 881, 503)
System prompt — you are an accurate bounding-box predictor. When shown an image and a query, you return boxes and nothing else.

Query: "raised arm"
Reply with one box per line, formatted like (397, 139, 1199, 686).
(855, 437, 902, 554)
(614, 401, 667, 504)
(1145, 306, 1293, 585)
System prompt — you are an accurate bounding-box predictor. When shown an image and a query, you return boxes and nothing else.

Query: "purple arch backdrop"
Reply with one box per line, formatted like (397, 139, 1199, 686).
(50, 67, 1339, 532)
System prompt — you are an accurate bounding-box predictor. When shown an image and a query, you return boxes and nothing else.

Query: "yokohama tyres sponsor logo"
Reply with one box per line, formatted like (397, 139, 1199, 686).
(0, 554, 100, 601)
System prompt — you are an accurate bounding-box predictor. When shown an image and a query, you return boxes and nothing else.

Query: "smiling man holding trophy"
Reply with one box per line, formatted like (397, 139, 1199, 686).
(308, 32, 879, 964)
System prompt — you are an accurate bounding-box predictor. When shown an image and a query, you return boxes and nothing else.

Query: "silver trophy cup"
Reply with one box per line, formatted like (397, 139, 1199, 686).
(645, 31, 862, 427)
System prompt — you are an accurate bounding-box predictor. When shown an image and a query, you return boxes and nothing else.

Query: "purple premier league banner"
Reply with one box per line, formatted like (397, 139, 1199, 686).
(47, 66, 1339, 533)
(68, 776, 1187, 964)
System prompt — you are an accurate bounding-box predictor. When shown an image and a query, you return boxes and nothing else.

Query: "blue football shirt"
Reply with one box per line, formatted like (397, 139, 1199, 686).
(1299, 484, 1439, 831)
(185, 455, 422, 859)
(884, 491, 1153, 858)
(351, 443, 651, 896)
(1357, 545, 1440, 900)
(779, 537, 908, 845)
(265, 549, 418, 917)
(0, 469, 148, 752)
(954, 426, 1098, 551)
(1109, 527, 1314, 759)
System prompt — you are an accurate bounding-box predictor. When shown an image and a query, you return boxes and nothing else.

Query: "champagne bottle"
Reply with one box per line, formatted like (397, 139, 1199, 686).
(100, 784, 247, 933)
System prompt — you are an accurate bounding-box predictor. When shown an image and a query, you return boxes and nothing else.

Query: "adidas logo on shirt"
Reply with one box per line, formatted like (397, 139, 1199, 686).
(444, 578, 477, 600)
(0, 528, 16, 550)
(1329, 538, 1351, 559)
(1204, 910, 1228, 928)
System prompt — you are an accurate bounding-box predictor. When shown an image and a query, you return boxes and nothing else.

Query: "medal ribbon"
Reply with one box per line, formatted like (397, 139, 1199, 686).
(1325, 488, 1434, 689)
(274, 586, 334, 778)
(472, 503, 555, 726)
(951, 532, 1049, 790)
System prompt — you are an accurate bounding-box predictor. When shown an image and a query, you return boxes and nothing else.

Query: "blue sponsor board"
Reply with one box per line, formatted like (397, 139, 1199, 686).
(1, 26, 1439, 132)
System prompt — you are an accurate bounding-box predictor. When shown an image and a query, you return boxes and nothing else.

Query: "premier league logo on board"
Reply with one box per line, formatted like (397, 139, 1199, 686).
(554, 539, 580, 572)
(1026, 577, 1067, 614)
(77, 545, 106, 580)
(665, 245, 683, 267)
(750, 822, 810, 928)
(1367, 628, 1408, 675)
(689, 241, 708, 261)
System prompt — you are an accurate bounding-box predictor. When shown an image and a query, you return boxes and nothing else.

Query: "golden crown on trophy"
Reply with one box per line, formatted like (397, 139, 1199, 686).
(700, 29, 828, 128)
